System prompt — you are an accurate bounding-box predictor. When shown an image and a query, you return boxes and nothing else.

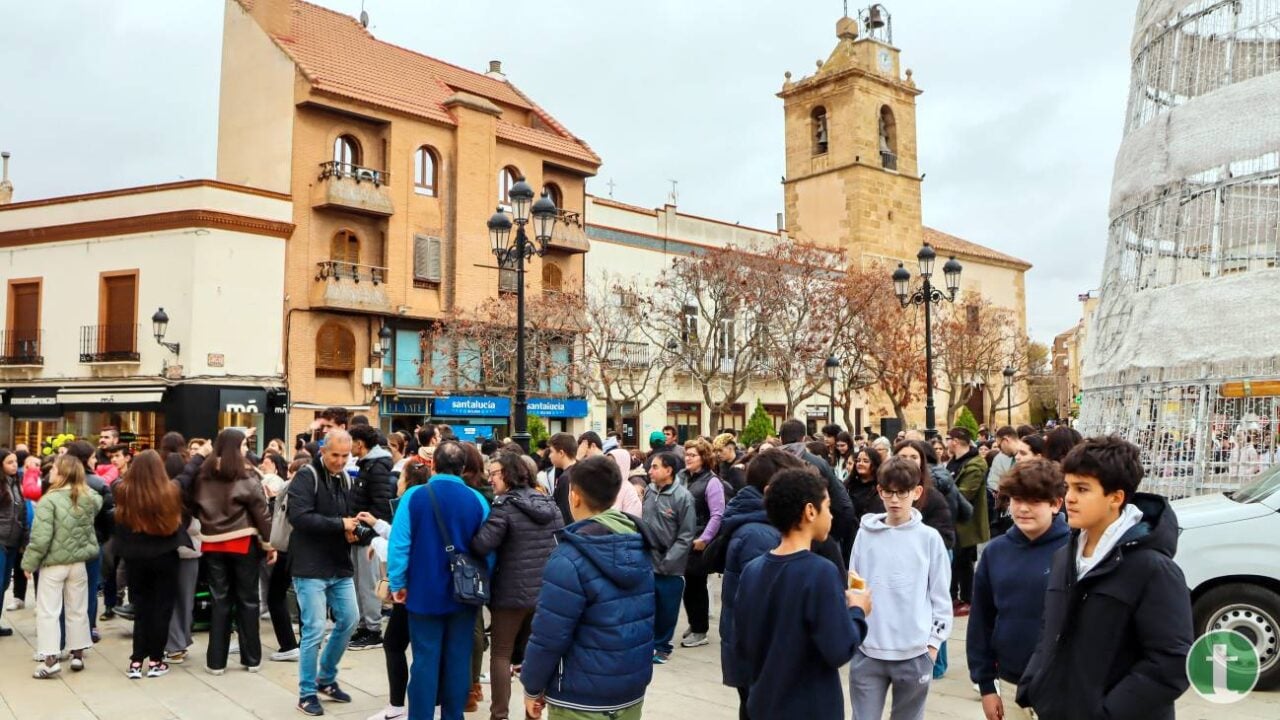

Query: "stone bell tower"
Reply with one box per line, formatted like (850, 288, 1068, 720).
(779, 6, 923, 263)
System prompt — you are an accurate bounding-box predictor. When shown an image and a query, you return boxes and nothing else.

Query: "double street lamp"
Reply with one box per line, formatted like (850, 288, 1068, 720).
(487, 179, 558, 454)
(892, 242, 962, 439)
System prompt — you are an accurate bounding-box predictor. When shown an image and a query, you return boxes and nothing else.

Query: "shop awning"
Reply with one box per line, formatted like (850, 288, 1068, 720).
(56, 387, 165, 405)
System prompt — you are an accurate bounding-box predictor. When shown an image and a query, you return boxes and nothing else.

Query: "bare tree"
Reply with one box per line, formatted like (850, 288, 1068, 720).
(637, 244, 774, 425)
(849, 263, 926, 426)
(932, 295, 1023, 427)
(579, 272, 672, 436)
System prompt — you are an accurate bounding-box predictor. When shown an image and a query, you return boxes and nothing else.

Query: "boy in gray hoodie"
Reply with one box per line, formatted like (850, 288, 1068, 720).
(641, 451, 696, 663)
(849, 456, 952, 720)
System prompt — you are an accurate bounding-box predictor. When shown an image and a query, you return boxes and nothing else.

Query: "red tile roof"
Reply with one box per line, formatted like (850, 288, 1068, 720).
(923, 226, 1031, 270)
(241, 0, 600, 166)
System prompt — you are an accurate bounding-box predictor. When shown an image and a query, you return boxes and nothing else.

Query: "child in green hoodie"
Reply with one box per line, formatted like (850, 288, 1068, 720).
(521, 455, 656, 719)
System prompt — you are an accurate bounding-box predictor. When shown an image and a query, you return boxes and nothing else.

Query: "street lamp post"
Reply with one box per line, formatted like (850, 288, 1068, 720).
(892, 243, 962, 439)
(487, 181, 558, 454)
(824, 355, 839, 425)
(1003, 365, 1016, 427)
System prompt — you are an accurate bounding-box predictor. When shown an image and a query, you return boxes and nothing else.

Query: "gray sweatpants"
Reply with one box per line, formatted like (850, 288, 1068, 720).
(849, 650, 933, 720)
(351, 546, 382, 632)
(166, 557, 200, 653)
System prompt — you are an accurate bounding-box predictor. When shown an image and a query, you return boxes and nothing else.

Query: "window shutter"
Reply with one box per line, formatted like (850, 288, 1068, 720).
(316, 322, 356, 373)
(413, 235, 442, 282)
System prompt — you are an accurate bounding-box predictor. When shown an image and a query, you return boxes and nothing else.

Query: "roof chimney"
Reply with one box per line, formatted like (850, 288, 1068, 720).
(249, 0, 292, 38)
(486, 60, 506, 81)
(0, 152, 12, 206)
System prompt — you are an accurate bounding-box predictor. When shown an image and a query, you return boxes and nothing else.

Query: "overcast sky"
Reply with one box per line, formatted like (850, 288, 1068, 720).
(0, 0, 1137, 342)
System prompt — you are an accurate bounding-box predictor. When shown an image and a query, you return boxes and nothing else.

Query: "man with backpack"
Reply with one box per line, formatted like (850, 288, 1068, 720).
(946, 428, 989, 617)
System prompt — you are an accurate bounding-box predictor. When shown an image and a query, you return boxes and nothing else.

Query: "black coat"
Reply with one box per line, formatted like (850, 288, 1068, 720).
(353, 447, 396, 521)
(782, 444, 855, 564)
(919, 486, 955, 549)
(286, 458, 363, 580)
(1016, 494, 1192, 720)
(470, 487, 565, 609)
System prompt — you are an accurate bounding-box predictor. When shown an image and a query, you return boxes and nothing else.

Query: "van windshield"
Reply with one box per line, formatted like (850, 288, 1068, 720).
(1231, 465, 1280, 504)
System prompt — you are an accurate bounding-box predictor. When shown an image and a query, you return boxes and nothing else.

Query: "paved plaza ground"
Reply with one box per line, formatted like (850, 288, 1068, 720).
(0, 589, 1274, 720)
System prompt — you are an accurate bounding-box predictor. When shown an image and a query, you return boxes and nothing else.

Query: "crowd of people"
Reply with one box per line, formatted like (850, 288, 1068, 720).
(0, 409, 1198, 720)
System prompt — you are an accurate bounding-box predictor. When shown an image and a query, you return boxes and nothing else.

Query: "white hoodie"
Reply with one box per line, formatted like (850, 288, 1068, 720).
(850, 508, 953, 661)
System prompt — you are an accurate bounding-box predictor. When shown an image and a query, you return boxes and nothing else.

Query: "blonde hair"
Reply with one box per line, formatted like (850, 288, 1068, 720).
(50, 454, 88, 507)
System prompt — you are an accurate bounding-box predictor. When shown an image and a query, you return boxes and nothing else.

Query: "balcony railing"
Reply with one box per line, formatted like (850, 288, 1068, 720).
(80, 324, 140, 363)
(0, 329, 43, 366)
(316, 260, 387, 285)
(318, 162, 389, 186)
(607, 341, 650, 368)
(547, 209, 590, 253)
(313, 162, 395, 216)
(880, 150, 898, 171)
(313, 261, 392, 312)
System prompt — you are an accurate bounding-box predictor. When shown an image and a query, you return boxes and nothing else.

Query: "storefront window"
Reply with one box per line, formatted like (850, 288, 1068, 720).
(11, 419, 61, 452)
(63, 410, 164, 451)
(666, 402, 701, 444)
(219, 411, 264, 455)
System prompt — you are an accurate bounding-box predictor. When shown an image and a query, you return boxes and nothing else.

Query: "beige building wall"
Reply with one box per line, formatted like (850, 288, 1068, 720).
(216, 0, 598, 438)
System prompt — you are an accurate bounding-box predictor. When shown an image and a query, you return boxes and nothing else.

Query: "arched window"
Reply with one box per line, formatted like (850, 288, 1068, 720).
(498, 166, 521, 206)
(333, 134, 361, 167)
(315, 321, 356, 378)
(878, 106, 898, 170)
(414, 145, 438, 196)
(811, 106, 829, 155)
(330, 229, 360, 265)
(544, 182, 564, 210)
(542, 262, 563, 293)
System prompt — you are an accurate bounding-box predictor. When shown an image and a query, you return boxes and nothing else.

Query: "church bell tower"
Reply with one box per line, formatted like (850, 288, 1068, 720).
(779, 5, 924, 263)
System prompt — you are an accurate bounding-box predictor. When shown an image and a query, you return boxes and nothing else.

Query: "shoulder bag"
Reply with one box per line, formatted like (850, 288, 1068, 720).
(427, 484, 490, 606)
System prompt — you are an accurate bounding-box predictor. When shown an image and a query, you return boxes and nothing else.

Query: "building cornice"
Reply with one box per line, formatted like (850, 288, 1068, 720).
(0, 179, 290, 212)
(0, 210, 295, 248)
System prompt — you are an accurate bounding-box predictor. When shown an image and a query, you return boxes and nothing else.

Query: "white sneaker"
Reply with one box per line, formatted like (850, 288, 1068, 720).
(32, 650, 69, 662)
(229, 643, 239, 655)
(33, 662, 61, 679)
(367, 706, 407, 720)
(270, 647, 300, 662)
(205, 666, 226, 676)
(6, 599, 24, 611)
(245, 664, 261, 673)
(680, 632, 709, 648)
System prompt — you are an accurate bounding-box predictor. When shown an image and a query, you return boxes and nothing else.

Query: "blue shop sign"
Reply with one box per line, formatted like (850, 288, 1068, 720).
(433, 396, 511, 418)
(528, 397, 589, 418)
(381, 397, 429, 416)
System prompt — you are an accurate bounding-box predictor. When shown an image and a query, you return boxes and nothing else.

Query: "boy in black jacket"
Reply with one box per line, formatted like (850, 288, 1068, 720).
(734, 468, 871, 720)
(1017, 436, 1192, 720)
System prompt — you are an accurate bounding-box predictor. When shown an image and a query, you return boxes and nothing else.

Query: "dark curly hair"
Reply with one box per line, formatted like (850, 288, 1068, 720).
(765, 468, 828, 532)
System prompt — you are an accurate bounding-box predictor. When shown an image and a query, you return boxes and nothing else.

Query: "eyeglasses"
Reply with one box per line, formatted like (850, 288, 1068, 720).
(487, 469, 503, 478)
(878, 488, 915, 499)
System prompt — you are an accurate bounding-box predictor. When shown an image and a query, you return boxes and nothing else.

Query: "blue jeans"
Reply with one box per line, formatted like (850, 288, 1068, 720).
(408, 609, 477, 720)
(653, 574, 685, 655)
(0, 546, 11, 623)
(293, 576, 358, 698)
(85, 554, 101, 630)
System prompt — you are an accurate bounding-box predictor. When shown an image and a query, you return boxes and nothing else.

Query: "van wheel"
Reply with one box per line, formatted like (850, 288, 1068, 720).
(1194, 584, 1280, 690)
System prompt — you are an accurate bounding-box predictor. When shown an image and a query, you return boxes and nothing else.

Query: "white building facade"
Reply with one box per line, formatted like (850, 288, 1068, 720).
(0, 180, 292, 452)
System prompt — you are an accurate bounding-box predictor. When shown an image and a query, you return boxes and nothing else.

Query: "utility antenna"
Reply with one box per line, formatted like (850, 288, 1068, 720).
(667, 179, 679, 205)
(843, 0, 849, 17)
(360, 0, 369, 28)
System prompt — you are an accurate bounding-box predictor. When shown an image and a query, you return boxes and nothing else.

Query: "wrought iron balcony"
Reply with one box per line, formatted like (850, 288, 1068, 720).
(607, 340, 650, 368)
(80, 324, 140, 363)
(313, 162, 394, 216)
(313, 261, 391, 312)
(0, 330, 43, 366)
(880, 150, 898, 171)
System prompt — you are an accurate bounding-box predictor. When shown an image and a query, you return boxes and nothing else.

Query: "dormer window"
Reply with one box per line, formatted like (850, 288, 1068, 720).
(812, 106, 829, 155)
(879, 106, 898, 170)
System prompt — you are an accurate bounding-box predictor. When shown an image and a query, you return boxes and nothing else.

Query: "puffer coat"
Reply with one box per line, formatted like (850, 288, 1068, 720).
(23, 486, 103, 571)
(470, 486, 565, 609)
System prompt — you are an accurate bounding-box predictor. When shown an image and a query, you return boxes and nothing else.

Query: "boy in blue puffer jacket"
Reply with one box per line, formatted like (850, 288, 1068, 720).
(522, 455, 655, 720)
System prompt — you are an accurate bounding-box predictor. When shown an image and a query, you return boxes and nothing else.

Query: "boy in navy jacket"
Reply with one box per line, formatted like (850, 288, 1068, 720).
(734, 468, 871, 720)
(967, 458, 1070, 720)
(1017, 436, 1192, 720)
(522, 455, 655, 719)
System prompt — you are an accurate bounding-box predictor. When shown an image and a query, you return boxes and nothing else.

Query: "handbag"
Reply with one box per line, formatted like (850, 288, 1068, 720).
(426, 485, 490, 606)
(270, 465, 317, 553)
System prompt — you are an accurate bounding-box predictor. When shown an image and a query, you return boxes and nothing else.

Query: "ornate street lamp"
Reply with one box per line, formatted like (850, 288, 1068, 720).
(375, 324, 393, 359)
(151, 307, 180, 356)
(824, 355, 840, 425)
(487, 183, 559, 453)
(1003, 365, 1016, 427)
(892, 242, 961, 438)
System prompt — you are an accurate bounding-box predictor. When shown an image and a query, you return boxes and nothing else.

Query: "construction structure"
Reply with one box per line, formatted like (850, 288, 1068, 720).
(1079, 0, 1280, 497)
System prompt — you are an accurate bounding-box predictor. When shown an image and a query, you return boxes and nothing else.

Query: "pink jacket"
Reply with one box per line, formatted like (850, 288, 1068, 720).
(21, 466, 42, 502)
